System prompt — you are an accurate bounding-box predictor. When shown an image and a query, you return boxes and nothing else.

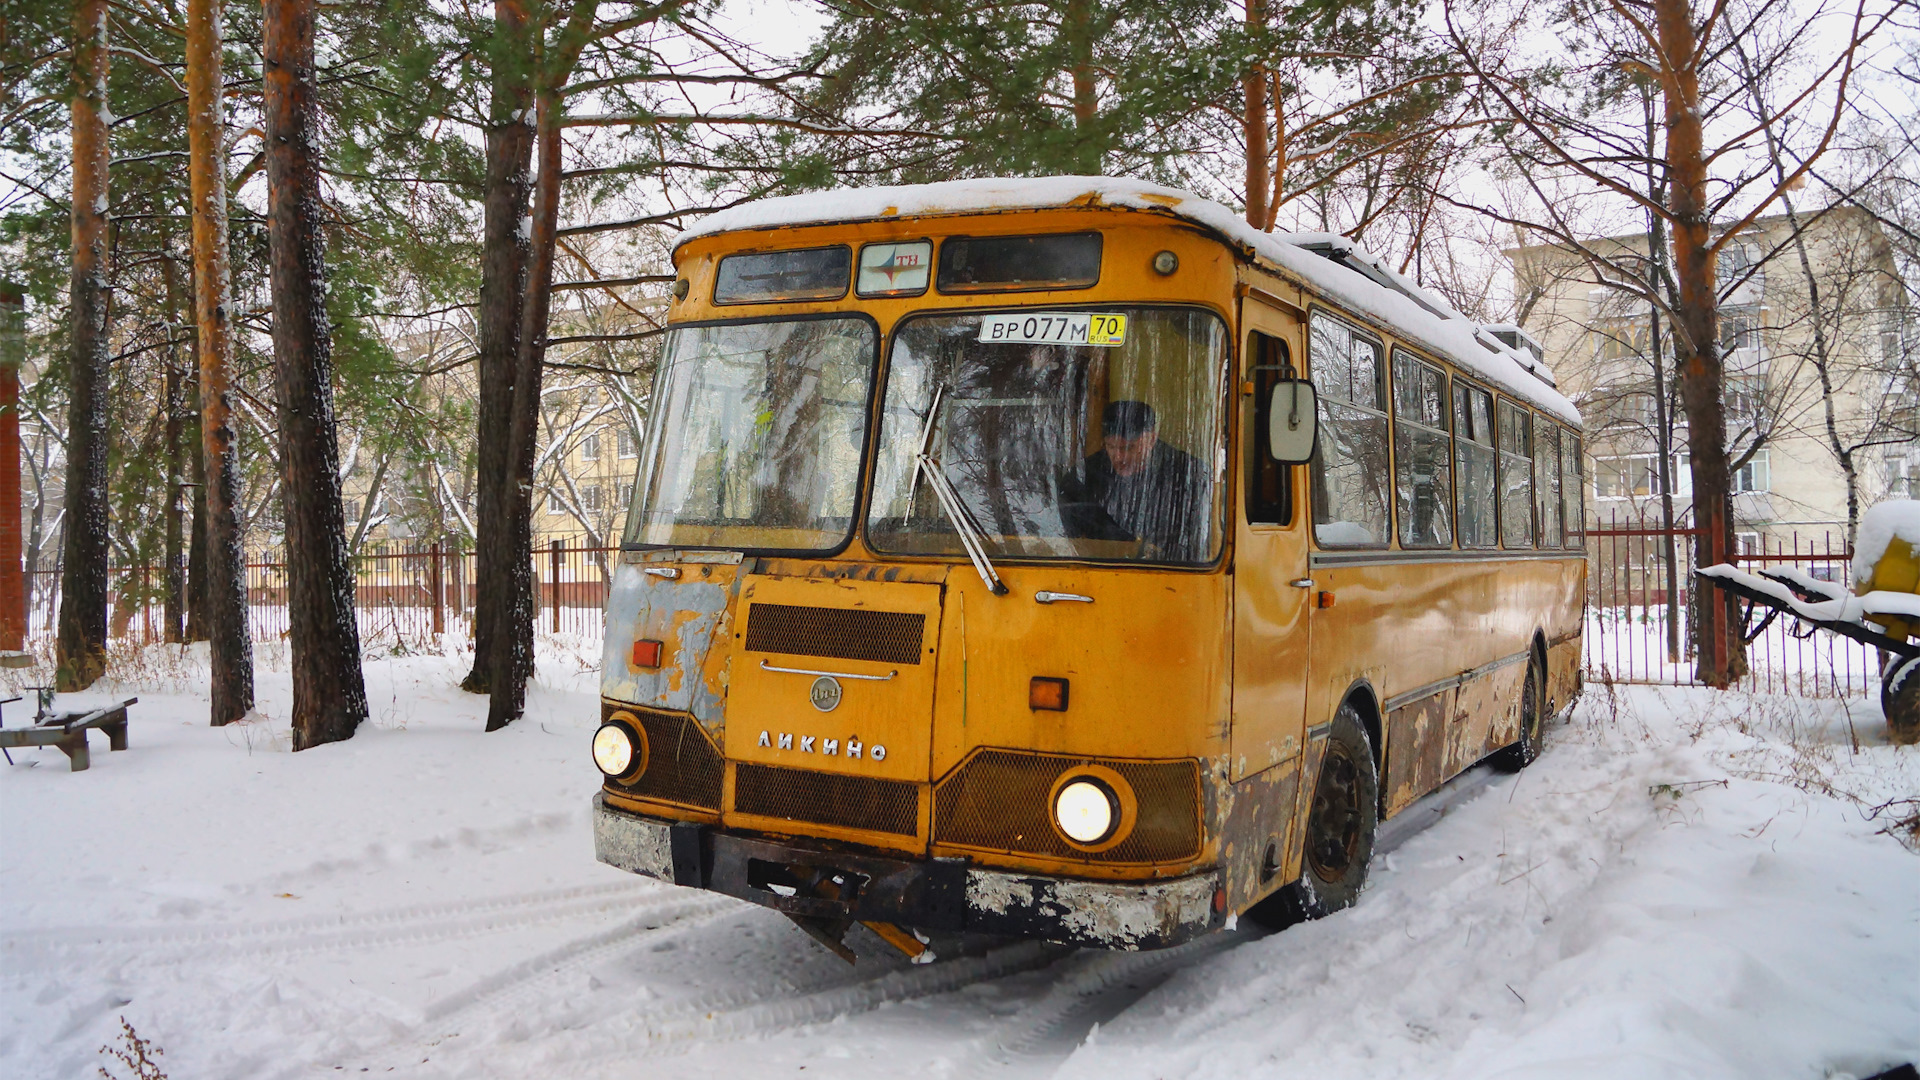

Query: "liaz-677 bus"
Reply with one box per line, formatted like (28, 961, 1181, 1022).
(589, 178, 1585, 961)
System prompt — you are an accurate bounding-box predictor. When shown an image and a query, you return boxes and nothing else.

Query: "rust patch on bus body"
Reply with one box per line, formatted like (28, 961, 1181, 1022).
(600, 560, 741, 732)
(1216, 755, 1302, 911)
(1385, 692, 1453, 818)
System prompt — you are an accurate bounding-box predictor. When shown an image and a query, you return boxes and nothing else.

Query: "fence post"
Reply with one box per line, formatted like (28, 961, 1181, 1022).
(140, 562, 152, 644)
(550, 539, 562, 632)
(429, 541, 444, 637)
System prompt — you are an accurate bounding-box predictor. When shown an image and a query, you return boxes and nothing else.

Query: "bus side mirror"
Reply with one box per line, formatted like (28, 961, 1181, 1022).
(1267, 379, 1318, 464)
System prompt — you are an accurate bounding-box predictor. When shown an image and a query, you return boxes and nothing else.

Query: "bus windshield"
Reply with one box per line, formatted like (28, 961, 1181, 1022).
(867, 307, 1228, 564)
(624, 316, 875, 552)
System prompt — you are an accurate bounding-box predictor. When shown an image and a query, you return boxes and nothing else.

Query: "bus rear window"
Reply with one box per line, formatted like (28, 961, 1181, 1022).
(937, 233, 1102, 293)
(714, 246, 851, 304)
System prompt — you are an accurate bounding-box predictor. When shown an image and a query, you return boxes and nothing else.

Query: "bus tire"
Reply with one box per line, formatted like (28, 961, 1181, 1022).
(1884, 654, 1919, 746)
(1488, 654, 1545, 773)
(1246, 701, 1378, 930)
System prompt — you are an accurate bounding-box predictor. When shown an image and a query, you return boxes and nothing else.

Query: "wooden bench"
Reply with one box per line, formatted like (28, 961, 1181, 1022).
(0, 697, 137, 772)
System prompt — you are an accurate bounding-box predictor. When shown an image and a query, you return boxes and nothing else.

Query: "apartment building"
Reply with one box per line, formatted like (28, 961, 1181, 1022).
(1508, 204, 1916, 554)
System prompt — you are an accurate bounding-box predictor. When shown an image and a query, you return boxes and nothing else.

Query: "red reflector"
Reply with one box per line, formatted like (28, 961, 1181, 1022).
(1212, 887, 1227, 913)
(1029, 676, 1069, 712)
(631, 638, 663, 668)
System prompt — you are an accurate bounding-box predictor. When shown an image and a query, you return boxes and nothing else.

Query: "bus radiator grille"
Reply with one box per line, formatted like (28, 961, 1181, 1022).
(733, 763, 920, 837)
(743, 603, 926, 665)
(934, 752, 1202, 863)
(606, 704, 724, 811)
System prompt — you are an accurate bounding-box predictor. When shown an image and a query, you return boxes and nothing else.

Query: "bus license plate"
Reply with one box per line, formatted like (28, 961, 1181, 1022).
(978, 312, 1128, 348)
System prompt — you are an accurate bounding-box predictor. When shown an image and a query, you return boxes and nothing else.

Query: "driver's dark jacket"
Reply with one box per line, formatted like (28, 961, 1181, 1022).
(1058, 440, 1210, 560)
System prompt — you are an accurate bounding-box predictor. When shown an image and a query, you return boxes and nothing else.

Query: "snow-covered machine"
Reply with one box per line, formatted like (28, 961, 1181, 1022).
(1696, 499, 1920, 743)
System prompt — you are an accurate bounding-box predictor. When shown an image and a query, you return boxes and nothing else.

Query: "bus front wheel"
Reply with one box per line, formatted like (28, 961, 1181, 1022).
(1489, 655, 1545, 773)
(1247, 700, 1379, 930)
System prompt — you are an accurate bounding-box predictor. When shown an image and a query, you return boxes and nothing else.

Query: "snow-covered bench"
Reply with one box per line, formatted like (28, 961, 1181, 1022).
(0, 697, 137, 772)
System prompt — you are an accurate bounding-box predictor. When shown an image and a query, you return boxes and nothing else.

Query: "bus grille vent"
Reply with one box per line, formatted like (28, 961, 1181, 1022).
(606, 704, 724, 811)
(934, 752, 1201, 864)
(744, 603, 926, 665)
(733, 763, 919, 837)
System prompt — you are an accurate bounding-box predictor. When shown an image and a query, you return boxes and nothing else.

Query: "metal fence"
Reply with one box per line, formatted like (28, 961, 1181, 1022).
(1584, 509, 1878, 697)
(20, 523, 1886, 698)
(23, 540, 617, 650)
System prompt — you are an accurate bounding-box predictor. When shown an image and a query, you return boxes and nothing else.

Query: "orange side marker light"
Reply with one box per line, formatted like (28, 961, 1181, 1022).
(631, 638, 664, 669)
(1317, 591, 1336, 609)
(1029, 676, 1069, 712)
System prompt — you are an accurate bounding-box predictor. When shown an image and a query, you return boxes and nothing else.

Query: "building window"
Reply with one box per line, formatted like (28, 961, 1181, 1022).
(1453, 382, 1498, 548)
(1733, 450, 1770, 493)
(583, 484, 603, 512)
(581, 432, 600, 461)
(1887, 448, 1919, 499)
(1725, 372, 1767, 425)
(1391, 350, 1452, 548)
(618, 428, 636, 458)
(1720, 308, 1761, 354)
(1670, 450, 1769, 494)
(1310, 312, 1390, 547)
(1593, 317, 1651, 363)
(1594, 455, 1660, 499)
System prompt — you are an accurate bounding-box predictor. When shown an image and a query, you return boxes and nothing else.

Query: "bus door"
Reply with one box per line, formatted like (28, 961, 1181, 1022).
(1229, 320, 1312, 781)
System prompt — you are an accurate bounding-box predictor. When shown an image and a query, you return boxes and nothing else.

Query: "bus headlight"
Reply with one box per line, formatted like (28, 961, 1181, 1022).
(593, 720, 645, 781)
(1054, 778, 1119, 845)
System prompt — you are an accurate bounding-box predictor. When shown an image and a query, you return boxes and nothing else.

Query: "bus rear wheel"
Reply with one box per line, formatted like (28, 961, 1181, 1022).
(1247, 701, 1378, 930)
(1884, 654, 1919, 746)
(1489, 654, 1545, 773)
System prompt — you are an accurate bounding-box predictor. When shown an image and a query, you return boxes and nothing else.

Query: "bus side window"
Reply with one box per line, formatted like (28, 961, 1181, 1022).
(1453, 382, 1498, 548)
(1497, 400, 1535, 548)
(1309, 311, 1390, 547)
(1391, 350, 1453, 549)
(1535, 419, 1563, 547)
(1247, 332, 1293, 525)
(1563, 431, 1585, 546)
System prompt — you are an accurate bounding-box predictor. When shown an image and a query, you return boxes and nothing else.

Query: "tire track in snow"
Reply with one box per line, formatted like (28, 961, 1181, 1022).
(585, 939, 1076, 1058)
(0, 879, 690, 964)
(984, 930, 1256, 1065)
(414, 894, 740, 1022)
(979, 762, 1506, 1075)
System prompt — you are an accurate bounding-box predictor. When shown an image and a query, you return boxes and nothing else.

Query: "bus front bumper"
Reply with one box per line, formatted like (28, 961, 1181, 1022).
(593, 794, 1220, 951)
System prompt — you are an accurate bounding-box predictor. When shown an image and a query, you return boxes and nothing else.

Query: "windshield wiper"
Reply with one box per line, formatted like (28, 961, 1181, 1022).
(912, 385, 1008, 596)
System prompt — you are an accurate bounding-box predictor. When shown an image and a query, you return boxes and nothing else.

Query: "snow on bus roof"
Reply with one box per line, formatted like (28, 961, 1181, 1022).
(677, 176, 1581, 424)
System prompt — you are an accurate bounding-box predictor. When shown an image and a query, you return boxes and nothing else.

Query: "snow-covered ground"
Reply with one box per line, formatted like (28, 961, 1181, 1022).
(3, 645, 1915, 1080)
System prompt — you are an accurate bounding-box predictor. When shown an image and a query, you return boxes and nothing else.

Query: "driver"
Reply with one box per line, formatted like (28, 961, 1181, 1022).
(1061, 400, 1208, 559)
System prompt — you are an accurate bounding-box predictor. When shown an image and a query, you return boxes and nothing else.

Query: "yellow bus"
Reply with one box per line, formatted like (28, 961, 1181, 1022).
(589, 178, 1586, 960)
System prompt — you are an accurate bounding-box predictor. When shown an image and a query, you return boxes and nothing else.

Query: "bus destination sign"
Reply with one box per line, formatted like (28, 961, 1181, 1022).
(978, 311, 1128, 348)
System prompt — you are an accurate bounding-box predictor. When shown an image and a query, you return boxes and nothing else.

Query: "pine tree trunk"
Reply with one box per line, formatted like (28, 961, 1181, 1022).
(1654, 0, 1744, 686)
(185, 385, 210, 642)
(264, 0, 368, 749)
(462, 0, 536, 696)
(162, 255, 188, 644)
(0, 285, 22, 654)
(1065, 0, 1099, 174)
(57, 0, 112, 692)
(1242, 0, 1269, 230)
(487, 84, 561, 731)
(187, 0, 255, 720)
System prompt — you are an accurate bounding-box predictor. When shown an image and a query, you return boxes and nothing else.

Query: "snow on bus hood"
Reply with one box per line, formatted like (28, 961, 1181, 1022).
(676, 176, 1581, 426)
